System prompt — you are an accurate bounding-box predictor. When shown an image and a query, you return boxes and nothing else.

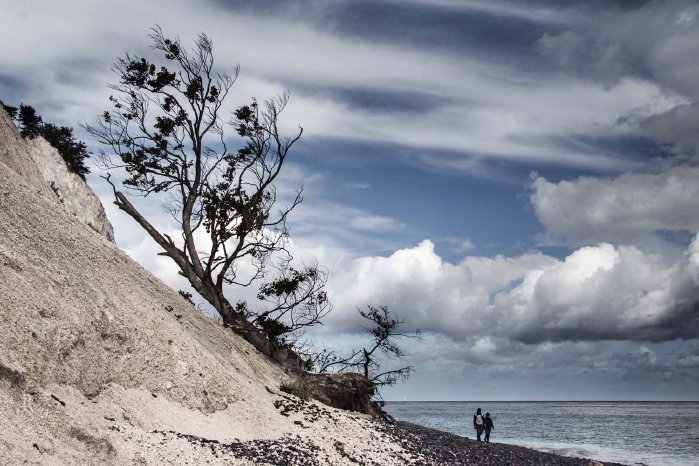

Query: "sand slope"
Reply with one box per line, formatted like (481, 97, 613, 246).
(0, 113, 421, 465)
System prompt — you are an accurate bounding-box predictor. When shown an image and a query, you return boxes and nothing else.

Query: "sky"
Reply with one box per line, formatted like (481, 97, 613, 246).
(2, 0, 699, 401)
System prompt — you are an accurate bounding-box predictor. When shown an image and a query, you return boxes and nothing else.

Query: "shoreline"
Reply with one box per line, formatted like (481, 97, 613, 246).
(123, 416, 629, 465)
(121, 408, 630, 465)
(383, 421, 627, 466)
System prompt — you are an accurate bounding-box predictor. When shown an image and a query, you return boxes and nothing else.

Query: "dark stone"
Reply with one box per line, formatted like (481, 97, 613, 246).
(301, 372, 376, 416)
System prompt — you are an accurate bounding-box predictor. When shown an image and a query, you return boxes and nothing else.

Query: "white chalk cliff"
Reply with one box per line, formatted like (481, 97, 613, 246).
(0, 107, 419, 465)
(0, 109, 114, 242)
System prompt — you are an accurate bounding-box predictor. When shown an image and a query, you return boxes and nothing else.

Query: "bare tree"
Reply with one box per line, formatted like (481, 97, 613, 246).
(297, 343, 357, 374)
(85, 27, 327, 361)
(311, 306, 422, 388)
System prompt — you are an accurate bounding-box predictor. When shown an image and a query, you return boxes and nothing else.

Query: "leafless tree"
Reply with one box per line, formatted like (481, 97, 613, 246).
(309, 306, 422, 388)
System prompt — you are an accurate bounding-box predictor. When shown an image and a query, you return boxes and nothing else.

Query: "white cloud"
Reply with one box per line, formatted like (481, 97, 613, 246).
(531, 166, 699, 245)
(349, 214, 405, 232)
(288, 198, 408, 255)
(677, 347, 699, 367)
(497, 239, 699, 342)
(537, 1, 699, 157)
(321, 236, 699, 343)
(324, 240, 555, 336)
(408, 335, 668, 376)
(0, 0, 683, 172)
(344, 182, 370, 190)
(632, 346, 657, 365)
(445, 237, 475, 253)
(383, 0, 574, 25)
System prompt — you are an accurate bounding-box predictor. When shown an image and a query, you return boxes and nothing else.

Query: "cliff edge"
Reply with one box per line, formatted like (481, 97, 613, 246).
(0, 108, 113, 242)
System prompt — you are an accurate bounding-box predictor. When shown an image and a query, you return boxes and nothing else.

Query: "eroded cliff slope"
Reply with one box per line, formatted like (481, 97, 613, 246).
(0, 108, 420, 465)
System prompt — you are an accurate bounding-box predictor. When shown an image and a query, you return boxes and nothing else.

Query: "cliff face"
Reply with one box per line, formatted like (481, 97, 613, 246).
(26, 137, 115, 241)
(0, 106, 412, 465)
(0, 108, 114, 242)
(0, 107, 286, 463)
(0, 106, 50, 195)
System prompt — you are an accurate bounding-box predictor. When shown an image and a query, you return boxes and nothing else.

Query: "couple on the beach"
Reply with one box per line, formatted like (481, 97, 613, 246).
(473, 408, 494, 442)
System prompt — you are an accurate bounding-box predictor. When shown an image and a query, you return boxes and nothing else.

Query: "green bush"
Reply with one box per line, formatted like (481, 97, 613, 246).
(279, 379, 311, 401)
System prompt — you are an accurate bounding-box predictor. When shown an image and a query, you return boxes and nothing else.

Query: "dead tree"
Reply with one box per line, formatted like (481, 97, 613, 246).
(310, 306, 422, 388)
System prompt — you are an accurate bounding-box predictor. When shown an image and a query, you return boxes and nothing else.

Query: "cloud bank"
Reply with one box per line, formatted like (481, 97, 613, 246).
(531, 167, 699, 244)
(325, 236, 699, 344)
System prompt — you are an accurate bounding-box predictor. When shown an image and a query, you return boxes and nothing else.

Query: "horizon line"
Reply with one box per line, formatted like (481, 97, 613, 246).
(383, 399, 699, 403)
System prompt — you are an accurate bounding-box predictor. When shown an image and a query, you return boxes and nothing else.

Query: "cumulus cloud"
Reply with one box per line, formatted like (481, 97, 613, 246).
(641, 103, 699, 155)
(323, 237, 699, 343)
(499, 239, 699, 343)
(531, 167, 699, 244)
(312, 240, 557, 336)
(536, 1, 699, 157)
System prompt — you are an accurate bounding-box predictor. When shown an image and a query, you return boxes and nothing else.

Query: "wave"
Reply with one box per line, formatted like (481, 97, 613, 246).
(506, 438, 685, 466)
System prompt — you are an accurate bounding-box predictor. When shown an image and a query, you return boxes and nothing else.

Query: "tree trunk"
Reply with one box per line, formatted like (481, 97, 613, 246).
(215, 292, 305, 374)
(114, 190, 305, 374)
(363, 349, 370, 378)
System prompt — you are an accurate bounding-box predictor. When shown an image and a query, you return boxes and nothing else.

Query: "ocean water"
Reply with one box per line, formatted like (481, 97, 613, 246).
(384, 401, 699, 466)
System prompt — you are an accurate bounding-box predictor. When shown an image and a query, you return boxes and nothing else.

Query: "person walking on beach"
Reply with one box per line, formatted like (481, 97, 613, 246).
(473, 408, 484, 441)
(483, 412, 494, 442)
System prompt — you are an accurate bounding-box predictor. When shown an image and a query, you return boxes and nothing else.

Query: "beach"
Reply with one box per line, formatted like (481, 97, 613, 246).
(126, 393, 630, 465)
(388, 421, 624, 466)
(109, 404, 626, 465)
(385, 401, 699, 465)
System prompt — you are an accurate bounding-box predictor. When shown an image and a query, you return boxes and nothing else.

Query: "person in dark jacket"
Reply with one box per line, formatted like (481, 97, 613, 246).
(483, 412, 495, 442)
(473, 408, 484, 441)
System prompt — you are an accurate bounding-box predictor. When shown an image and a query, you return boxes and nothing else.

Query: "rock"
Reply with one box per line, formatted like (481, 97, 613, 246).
(26, 137, 114, 242)
(0, 107, 50, 195)
(302, 372, 376, 415)
(0, 357, 27, 387)
(0, 107, 114, 242)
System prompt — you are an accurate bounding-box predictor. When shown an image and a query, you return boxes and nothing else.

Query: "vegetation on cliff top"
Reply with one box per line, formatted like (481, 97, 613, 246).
(1, 100, 91, 179)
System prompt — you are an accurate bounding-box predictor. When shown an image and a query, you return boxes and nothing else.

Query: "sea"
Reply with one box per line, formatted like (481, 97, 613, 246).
(384, 401, 699, 466)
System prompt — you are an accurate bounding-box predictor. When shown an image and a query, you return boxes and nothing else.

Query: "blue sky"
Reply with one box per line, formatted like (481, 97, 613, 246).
(2, 0, 699, 400)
